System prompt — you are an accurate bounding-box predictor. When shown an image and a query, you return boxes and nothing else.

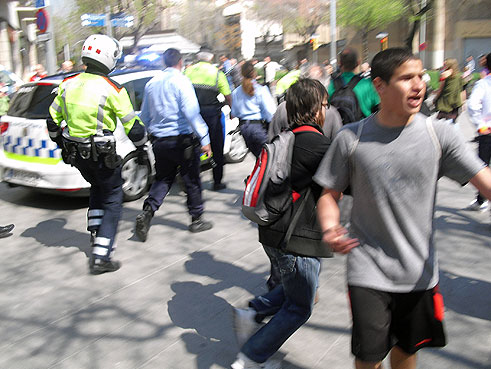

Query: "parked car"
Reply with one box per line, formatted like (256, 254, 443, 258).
(0, 69, 248, 201)
(0, 65, 24, 97)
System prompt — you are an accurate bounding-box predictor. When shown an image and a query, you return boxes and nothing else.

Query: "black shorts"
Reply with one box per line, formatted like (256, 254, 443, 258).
(348, 285, 446, 362)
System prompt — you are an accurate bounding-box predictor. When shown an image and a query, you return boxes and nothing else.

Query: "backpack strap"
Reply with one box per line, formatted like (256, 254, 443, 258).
(425, 117, 442, 159)
(281, 187, 312, 249)
(349, 119, 365, 159)
(346, 75, 362, 90)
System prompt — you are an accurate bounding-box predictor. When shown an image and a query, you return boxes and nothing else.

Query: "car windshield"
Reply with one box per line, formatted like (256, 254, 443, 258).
(7, 83, 58, 119)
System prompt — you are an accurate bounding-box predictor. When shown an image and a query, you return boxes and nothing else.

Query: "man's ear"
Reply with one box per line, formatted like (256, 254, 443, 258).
(372, 76, 385, 95)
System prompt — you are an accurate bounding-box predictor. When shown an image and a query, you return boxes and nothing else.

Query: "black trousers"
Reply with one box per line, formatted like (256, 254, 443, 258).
(144, 137, 204, 219)
(74, 155, 123, 261)
(200, 106, 224, 185)
(476, 134, 491, 204)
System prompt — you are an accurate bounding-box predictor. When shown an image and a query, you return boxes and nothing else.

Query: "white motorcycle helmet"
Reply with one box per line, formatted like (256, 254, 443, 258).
(81, 34, 122, 72)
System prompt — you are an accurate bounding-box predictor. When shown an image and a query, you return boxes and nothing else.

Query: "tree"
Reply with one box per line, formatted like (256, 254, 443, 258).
(404, 0, 434, 51)
(338, 0, 407, 61)
(253, 0, 330, 42)
(69, 0, 174, 53)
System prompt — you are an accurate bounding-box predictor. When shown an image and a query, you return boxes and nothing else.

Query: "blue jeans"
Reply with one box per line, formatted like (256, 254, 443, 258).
(242, 246, 320, 363)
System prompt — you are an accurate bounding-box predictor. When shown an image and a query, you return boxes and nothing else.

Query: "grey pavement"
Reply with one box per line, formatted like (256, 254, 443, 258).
(0, 111, 489, 369)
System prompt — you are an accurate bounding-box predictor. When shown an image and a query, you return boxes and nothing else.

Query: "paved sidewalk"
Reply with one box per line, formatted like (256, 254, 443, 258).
(0, 112, 489, 369)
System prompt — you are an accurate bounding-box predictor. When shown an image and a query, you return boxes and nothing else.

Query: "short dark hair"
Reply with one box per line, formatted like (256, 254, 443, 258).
(371, 48, 418, 83)
(339, 48, 359, 71)
(487, 53, 491, 71)
(286, 78, 328, 127)
(163, 48, 182, 68)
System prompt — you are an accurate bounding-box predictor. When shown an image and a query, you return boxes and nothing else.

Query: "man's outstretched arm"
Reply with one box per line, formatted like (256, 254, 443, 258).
(469, 167, 491, 201)
(317, 188, 359, 254)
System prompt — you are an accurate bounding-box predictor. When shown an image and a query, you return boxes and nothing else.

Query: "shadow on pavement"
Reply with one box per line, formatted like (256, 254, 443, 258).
(21, 218, 91, 257)
(439, 269, 491, 322)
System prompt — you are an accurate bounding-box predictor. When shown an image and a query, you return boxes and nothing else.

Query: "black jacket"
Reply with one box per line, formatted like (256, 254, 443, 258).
(258, 124, 333, 257)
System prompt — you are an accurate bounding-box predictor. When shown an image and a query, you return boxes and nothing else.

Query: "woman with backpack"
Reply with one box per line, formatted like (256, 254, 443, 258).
(231, 78, 334, 369)
(231, 60, 277, 158)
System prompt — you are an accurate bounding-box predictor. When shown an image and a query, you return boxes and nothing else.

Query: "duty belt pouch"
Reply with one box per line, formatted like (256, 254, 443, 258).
(77, 143, 91, 160)
(97, 140, 121, 169)
(61, 139, 78, 166)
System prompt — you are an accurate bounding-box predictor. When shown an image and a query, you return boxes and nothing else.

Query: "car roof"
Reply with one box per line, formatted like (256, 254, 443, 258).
(35, 68, 161, 85)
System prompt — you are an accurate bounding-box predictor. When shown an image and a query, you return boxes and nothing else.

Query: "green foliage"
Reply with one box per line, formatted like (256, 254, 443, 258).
(338, 0, 407, 32)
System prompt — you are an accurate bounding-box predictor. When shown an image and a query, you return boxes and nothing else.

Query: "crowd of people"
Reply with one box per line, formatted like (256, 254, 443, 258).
(38, 32, 491, 369)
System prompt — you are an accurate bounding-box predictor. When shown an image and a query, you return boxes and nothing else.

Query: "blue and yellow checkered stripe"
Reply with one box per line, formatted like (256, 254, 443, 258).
(2, 135, 62, 164)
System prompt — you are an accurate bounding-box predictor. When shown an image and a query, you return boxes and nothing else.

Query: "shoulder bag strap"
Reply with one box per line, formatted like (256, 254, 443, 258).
(281, 187, 312, 249)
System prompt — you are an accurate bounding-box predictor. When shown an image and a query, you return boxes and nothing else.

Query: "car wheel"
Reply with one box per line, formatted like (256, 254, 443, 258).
(121, 151, 152, 202)
(224, 129, 249, 163)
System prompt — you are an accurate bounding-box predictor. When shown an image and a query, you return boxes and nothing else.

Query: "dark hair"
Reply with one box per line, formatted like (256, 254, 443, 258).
(371, 48, 418, 83)
(241, 60, 256, 96)
(487, 53, 491, 71)
(163, 48, 182, 68)
(286, 78, 328, 127)
(339, 48, 359, 71)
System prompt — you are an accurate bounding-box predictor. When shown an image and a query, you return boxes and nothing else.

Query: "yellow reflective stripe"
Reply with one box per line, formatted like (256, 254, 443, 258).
(4, 152, 62, 165)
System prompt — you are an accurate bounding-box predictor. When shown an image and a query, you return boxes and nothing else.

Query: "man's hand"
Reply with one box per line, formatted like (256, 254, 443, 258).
(136, 147, 148, 165)
(322, 225, 359, 254)
(201, 144, 212, 157)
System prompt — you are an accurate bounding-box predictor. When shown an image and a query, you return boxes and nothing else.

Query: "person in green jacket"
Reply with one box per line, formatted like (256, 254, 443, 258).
(435, 58, 464, 124)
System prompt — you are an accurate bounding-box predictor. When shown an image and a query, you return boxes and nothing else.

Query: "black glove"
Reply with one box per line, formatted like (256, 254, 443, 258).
(136, 147, 148, 165)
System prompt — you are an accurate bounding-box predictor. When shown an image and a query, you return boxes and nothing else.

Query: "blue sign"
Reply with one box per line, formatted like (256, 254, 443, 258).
(35, 0, 46, 8)
(81, 13, 134, 28)
(81, 14, 106, 27)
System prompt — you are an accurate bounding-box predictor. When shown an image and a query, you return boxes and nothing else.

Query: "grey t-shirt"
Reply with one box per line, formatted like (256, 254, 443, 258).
(314, 113, 485, 292)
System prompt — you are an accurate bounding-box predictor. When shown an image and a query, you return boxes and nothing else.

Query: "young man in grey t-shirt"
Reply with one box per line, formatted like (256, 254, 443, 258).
(314, 48, 491, 369)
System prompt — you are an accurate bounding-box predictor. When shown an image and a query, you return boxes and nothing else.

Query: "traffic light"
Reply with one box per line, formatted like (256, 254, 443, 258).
(380, 36, 388, 50)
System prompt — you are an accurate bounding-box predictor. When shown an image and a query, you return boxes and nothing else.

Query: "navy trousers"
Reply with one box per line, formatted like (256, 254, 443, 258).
(239, 121, 267, 158)
(477, 134, 491, 204)
(200, 106, 224, 185)
(74, 156, 123, 261)
(144, 137, 204, 219)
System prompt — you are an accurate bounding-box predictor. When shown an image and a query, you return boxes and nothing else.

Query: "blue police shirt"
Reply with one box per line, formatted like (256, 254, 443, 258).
(139, 67, 210, 146)
(231, 82, 277, 122)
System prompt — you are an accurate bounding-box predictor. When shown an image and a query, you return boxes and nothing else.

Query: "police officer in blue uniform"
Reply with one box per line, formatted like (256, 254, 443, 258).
(135, 48, 213, 242)
(48, 34, 148, 275)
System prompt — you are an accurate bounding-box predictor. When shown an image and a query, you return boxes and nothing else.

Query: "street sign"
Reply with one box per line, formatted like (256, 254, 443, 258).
(36, 32, 51, 43)
(81, 13, 134, 28)
(36, 9, 49, 34)
(111, 16, 134, 28)
(81, 13, 106, 27)
(35, 0, 46, 8)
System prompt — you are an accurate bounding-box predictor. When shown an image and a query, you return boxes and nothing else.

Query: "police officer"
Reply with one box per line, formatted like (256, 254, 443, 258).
(47, 34, 147, 275)
(135, 48, 213, 242)
(185, 48, 231, 191)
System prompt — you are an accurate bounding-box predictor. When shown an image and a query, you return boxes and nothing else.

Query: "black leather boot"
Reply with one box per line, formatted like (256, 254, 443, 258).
(135, 204, 154, 242)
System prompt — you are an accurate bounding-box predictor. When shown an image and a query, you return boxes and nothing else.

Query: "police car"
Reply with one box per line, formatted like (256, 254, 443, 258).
(0, 69, 247, 201)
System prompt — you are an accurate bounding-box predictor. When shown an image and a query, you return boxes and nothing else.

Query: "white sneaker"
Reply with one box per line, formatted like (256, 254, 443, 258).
(232, 307, 260, 348)
(231, 352, 281, 369)
(467, 199, 489, 212)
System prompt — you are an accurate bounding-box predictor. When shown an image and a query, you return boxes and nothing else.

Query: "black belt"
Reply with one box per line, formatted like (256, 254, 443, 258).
(150, 133, 193, 143)
(239, 119, 264, 125)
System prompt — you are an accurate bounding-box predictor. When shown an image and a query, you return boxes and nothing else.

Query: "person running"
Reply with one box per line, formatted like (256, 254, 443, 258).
(467, 52, 491, 212)
(231, 60, 277, 158)
(231, 79, 333, 369)
(314, 47, 491, 369)
(135, 48, 213, 241)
